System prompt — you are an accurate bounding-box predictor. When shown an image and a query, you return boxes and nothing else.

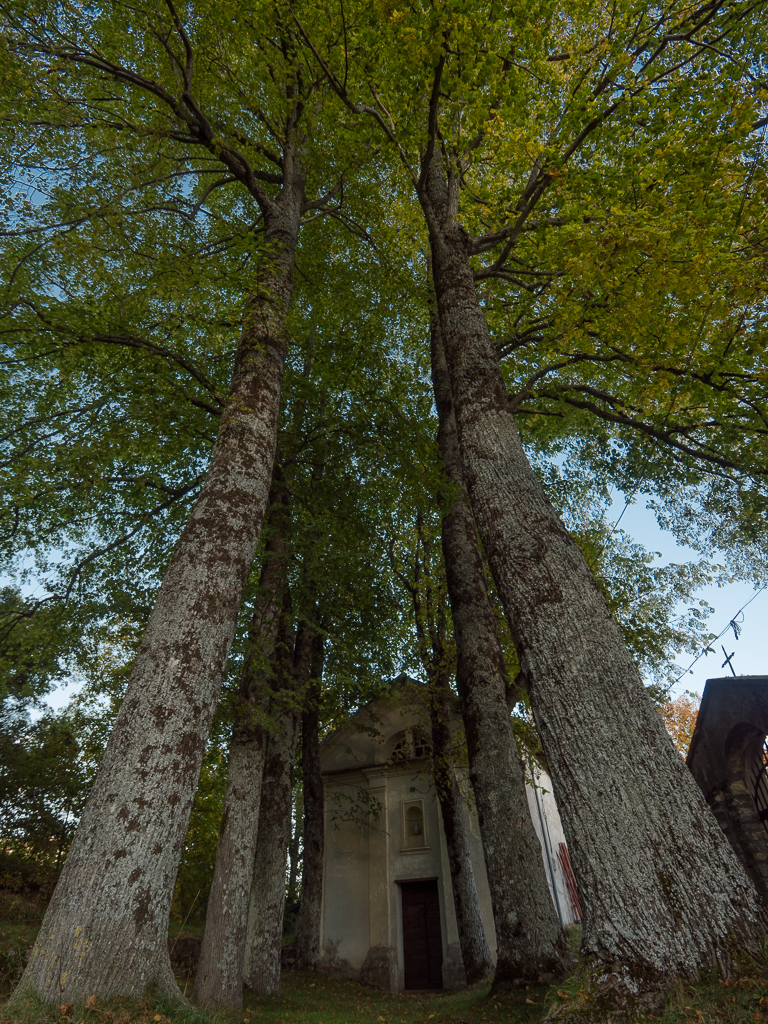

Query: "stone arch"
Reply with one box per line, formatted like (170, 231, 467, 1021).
(725, 722, 765, 789)
(708, 722, 768, 901)
(687, 678, 768, 905)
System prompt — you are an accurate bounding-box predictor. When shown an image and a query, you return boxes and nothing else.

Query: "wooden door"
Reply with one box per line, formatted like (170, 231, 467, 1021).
(400, 880, 443, 990)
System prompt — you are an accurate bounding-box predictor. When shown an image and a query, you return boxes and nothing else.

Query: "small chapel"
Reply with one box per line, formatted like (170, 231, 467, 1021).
(316, 685, 582, 992)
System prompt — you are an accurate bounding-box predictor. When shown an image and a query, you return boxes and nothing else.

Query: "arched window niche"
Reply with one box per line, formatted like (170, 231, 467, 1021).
(402, 800, 427, 851)
(725, 722, 768, 835)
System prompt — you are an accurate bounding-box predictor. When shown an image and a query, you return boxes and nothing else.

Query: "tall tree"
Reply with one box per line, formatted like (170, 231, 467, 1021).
(194, 470, 291, 1009)
(390, 513, 494, 985)
(4, 0, 338, 1002)
(430, 313, 571, 987)
(428, 674, 494, 986)
(294, 0, 768, 1007)
(244, 615, 307, 996)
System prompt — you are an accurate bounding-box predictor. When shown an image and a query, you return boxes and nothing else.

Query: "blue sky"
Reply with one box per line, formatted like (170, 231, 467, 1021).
(29, 484, 767, 716)
(608, 494, 766, 698)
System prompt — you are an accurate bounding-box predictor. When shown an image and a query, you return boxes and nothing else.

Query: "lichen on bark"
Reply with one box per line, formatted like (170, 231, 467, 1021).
(431, 310, 571, 987)
(14, 178, 305, 1008)
(420, 148, 766, 1006)
(195, 469, 292, 1008)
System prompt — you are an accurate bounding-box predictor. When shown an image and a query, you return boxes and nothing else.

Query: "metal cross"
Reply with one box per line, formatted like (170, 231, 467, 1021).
(721, 645, 737, 677)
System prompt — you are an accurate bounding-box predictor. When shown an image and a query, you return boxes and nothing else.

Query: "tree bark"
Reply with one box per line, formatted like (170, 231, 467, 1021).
(194, 471, 292, 1008)
(421, 154, 765, 1004)
(15, 178, 305, 1006)
(430, 314, 571, 987)
(295, 635, 325, 971)
(243, 621, 312, 995)
(428, 672, 494, 986)
(286, 799, 302, 908)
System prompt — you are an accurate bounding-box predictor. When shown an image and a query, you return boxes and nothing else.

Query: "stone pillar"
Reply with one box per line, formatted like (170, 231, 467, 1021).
(360, 769, 398, 991)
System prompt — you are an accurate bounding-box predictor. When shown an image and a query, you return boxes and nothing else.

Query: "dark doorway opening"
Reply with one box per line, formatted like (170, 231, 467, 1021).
(400, 880, 443, 990)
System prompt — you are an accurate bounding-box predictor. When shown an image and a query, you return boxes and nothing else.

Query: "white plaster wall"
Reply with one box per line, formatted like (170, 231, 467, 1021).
(321, 781, 371, 976)
(387, 768, 450, 972)
(526, 768, 582, 927)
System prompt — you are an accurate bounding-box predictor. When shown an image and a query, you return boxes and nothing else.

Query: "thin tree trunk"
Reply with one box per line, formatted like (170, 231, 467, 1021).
(286, 789, 303, 907)
(295, 635, 325, 971)
(421, 155, 765, 1005)
(194, 472, 292, 1008)
(243, 621, 313, 995)
(428, 671, 494, 986)
(15, 180, 305, 1006)
(430, 312, 571, 987)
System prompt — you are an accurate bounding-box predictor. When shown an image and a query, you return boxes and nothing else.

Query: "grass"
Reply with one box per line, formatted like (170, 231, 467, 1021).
(2, 919, 768, 1024)
(3, 969, 556, 1024)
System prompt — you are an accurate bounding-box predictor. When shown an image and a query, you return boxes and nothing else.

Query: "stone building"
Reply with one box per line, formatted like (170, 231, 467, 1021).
(317, 688, 581, 992)
(687, 675, 768, 904)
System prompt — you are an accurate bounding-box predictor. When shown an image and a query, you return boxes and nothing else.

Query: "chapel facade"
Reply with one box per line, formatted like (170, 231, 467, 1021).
(317, 688, 581, 992)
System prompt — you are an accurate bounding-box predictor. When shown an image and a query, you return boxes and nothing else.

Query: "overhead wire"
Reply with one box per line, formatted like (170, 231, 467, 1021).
(671, 583, 768, 687)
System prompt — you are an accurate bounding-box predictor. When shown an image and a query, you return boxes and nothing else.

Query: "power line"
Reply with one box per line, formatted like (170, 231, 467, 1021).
(672, 584, 768, 686)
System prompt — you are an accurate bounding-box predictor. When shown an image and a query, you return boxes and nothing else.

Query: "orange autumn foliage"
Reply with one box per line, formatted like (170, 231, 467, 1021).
(658, 692, 701, 756)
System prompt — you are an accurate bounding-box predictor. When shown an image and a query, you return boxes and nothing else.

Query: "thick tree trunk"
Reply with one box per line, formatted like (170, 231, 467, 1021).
(428, 673, 494, 985)
(243, 622, 312, 995)
(421, 159, 765, 1004)
(14, 183, 305, 1006)
(194, 473, 292, 1008)
(295, 636, 325, 971)
(430, 316, 570, 987)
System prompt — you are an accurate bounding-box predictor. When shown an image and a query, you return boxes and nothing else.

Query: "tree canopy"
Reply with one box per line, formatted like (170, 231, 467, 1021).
(1, 0, 767, 953)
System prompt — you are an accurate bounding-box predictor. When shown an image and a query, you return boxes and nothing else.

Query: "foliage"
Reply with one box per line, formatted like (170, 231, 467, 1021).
(1, 0, 762, 688)
(0, 933, 28, 1000)
(0, 588, 81, 708)
(578, 530, 717, 687)
(0, 709, 88, 885)
(0, 614, 137, 895)
(658, 692, 701, 757)
(0, 0, 766, 963)
(295, 0, 768, 578)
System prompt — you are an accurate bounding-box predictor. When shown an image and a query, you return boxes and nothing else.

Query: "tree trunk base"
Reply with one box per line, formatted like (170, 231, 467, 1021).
(10, 951, 186, 1009)
(491, 941, 576, 994)
(546, 946, 768, 1024)
(545, 965, 673, 1023)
